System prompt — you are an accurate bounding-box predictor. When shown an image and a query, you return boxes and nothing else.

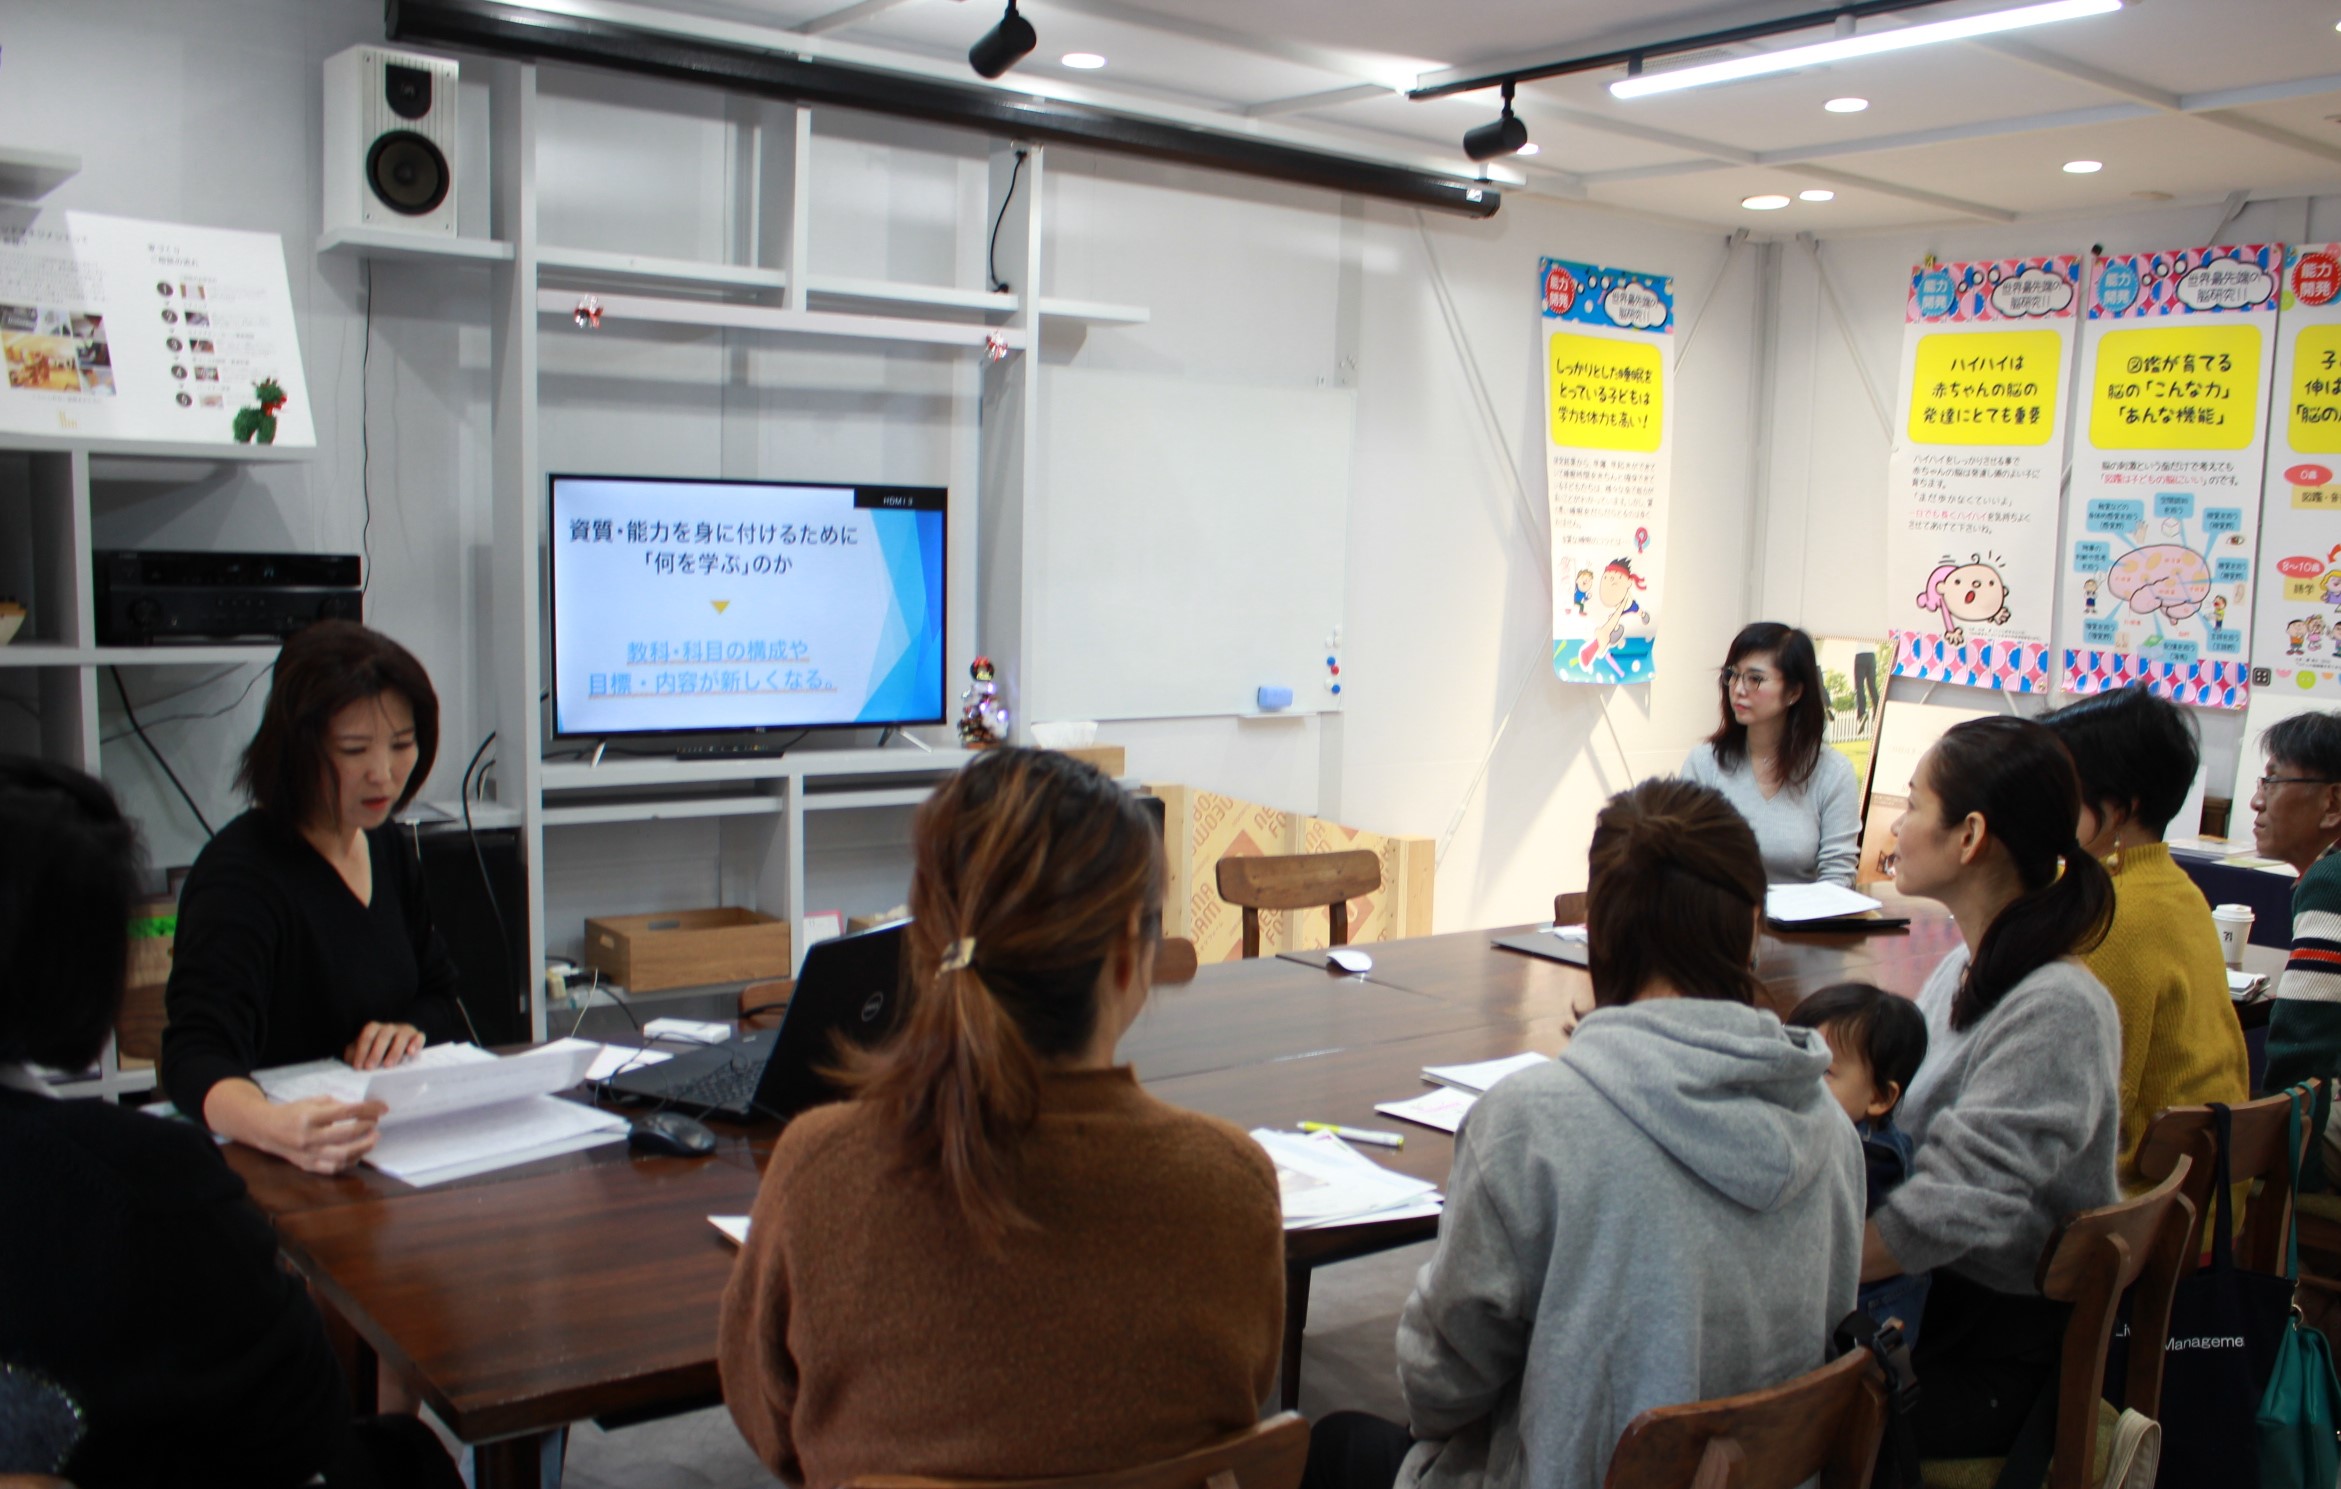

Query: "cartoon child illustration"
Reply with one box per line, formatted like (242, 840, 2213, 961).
(2312, 616, 2328, 656)
(2290, 619, 2309, 657)
(1595, 557, 1646, 650)
(2210, 596, 2227, 630)
(1914, 557, 2012, 646)
(1572, 568, 1593, 617)
(2323, 571, 2341, 608)
(2083, 579, 2099, 616)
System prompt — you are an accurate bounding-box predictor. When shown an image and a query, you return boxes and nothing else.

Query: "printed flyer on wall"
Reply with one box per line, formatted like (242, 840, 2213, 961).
(1542, 256, 1674, 686)
(2060, 244, 2284, 709)
(2252, 244, 2341, 698)
(1884, 255, 2080, 693)
(0, 207, 313, 448)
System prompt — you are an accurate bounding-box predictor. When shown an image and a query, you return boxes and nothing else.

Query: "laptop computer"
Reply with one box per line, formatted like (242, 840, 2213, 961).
(1491, 927, 1589, 966)
(602, 920, 908, 1121)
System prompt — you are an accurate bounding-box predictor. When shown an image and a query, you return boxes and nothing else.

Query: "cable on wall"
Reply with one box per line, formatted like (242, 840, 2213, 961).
(110, 666, 215, 840)
(1797, 233, 1893, 439)
(360, 257, 376, 601)
(987, 146, 1028, 294)
(459, 730, 515, 1015)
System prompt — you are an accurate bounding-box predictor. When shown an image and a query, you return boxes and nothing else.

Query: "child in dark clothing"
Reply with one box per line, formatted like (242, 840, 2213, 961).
(1788, 981, 1931, 1346)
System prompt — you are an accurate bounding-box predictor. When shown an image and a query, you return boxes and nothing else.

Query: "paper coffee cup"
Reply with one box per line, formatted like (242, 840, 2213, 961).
(2212, 903, 2256, 970)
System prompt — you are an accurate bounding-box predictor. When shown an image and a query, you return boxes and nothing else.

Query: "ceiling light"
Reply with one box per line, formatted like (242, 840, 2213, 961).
(2063, 159, 2103, 173)
(1824, 97, 1870, 113)
(968, 1, 1036, 79)
(1611, 0, 2123, 99)
(1516, 141, 1542, 156)
(1743, 194, 1792, 210)
(1463, 80, 1529, 162)
(1799, 188, 1836, 201)
(1060, 52, 1105, 69)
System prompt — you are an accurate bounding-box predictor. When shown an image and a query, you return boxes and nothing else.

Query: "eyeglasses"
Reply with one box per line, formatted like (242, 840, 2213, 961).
(2258, 775, 2337, 792)
(1718, 667, 1775, 691)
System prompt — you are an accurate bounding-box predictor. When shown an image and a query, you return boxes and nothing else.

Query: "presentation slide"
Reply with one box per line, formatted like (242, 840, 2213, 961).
(549, 478, 945, 737)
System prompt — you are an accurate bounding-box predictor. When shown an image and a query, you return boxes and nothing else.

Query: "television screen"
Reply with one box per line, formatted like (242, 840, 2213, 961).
(548, 475, 946, 738)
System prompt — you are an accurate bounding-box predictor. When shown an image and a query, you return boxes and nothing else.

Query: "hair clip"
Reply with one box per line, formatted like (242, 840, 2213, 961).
(939, 938, 978, 972)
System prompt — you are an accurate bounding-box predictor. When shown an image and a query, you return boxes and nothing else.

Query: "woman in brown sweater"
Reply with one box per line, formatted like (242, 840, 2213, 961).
(718, 747, 1285, 1486)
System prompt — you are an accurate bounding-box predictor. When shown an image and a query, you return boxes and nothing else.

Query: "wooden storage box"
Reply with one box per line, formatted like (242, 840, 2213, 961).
(583, 907, 792, 993)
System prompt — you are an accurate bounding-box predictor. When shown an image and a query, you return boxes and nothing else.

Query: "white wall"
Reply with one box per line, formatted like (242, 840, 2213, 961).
(1763, 193, 2341, 797)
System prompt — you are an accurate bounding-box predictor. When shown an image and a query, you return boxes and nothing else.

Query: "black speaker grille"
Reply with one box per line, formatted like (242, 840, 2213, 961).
(365, 129, 450, 216)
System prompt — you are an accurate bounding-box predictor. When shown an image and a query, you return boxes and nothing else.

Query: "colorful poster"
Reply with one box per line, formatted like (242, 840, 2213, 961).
(2251, 244, 2341, 698)
(1542, 256, 1674, 684)
(1885, 256, 2080, 693)
(0, 207, 314, 448)
(2060, 244, 2284, 708)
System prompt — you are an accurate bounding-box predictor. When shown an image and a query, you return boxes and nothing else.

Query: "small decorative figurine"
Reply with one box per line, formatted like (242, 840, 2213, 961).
(232, 378, 288, 445)
(959, 655, 1009, 747)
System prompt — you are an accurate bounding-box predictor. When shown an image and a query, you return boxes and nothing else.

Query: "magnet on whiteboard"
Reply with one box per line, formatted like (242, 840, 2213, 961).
(1256, 686, 1294, 711)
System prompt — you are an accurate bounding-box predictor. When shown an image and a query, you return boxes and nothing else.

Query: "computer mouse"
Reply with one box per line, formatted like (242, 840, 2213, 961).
(629, 1111, 718, 1158)
(1326, 947, 1374, 974)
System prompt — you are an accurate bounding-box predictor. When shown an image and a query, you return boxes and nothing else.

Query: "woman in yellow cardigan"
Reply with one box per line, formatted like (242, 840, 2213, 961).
(2042, 685, 2248, 1191)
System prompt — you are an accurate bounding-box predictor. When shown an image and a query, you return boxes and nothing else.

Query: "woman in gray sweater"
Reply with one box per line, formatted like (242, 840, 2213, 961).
(1680, 622, 1861, 886)
(1302, 778, 1865, 1489)
(1864, 715, 2118, 1457)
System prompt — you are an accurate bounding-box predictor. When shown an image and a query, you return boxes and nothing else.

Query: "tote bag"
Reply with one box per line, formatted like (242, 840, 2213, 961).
(2256, 1085, 2341, 1489)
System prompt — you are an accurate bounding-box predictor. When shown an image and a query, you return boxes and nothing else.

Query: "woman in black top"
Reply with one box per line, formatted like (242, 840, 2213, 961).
(160, 621, 467, 1174)
(0, 757, 459, 1488)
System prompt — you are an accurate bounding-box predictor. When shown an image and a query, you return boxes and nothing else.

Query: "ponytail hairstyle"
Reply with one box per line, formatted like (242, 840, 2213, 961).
(1708, 621, 1829, 791)
(1586, 777, 1768, 1009)
(1923, 716, 2113, 1030)
(845, 746, 1163, 1247)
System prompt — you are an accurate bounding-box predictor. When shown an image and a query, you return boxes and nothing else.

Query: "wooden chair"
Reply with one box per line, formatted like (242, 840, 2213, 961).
(2135, 1083, 2317, 1269)
(1153, 936, 1199, 985)
(843, 1412, 1307, 1489)
(1920, 1156, 2197, 1489)
(1602, 1345, 1889, 1489)
(114, 976, 167, 1064)
(1553, 891, 1587, 926)
(738, 978, 793, 1032)
(1214, 850, 1380, 959)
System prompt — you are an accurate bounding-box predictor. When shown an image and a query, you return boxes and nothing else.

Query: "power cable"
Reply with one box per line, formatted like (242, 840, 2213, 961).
(110, 666, 215, 839)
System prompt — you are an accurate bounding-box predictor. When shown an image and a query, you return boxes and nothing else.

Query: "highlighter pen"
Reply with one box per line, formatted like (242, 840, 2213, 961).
(1299, 1121, 1404, 1149)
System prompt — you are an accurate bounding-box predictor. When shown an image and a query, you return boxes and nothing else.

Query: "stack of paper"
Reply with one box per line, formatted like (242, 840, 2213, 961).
(1250, 1128, 1441, 1230)
(1422, 1051, 1550, 1095)
(1375, 1051, 1552, 1135)
(1764, 883, 1884, 924)
(1374, 1086, 1478, 1134)
(252, 1039, 627, 1186)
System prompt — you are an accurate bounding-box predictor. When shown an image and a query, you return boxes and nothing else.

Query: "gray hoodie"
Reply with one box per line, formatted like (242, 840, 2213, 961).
(1393, 997, 1864, 1489)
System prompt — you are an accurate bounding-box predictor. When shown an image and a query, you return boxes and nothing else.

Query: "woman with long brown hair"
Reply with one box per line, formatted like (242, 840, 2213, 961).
(719, 747, 1283, 1485)
(1681, 621, 1861, 886)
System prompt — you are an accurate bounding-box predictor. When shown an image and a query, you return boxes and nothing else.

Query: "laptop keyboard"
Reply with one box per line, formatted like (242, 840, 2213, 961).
(668, 1061, 758, 1113)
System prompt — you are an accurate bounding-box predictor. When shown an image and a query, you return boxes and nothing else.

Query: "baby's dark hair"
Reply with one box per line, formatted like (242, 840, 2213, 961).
(1786, 982, 1928, 1116)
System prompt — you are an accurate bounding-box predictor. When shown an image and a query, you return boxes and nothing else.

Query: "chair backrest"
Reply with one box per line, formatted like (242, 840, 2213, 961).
(1153, 936, 1199, 985)
(1553, 891, 1587, 926)
(843, 1412, 1308, 1489)
(738, 978, 794, 1032)
(2033, 1154, 2198, 1488)
(1214, 850, 1381, 959)
(0, 1478, 76, 1488)
(1601, 1347, 1888, 1489)
(2136, 1082, 2318, 1272)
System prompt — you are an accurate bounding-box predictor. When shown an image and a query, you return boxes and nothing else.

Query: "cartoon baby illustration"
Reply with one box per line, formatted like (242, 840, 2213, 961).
(1915, 557, 2011, 646)
(2290, 619, 2309, 657)
(1572, 568, 1593, 617)
(2312, 616, 2328, 656)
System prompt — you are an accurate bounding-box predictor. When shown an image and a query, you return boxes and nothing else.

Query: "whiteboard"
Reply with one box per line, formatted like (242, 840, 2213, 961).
(1030, 367, 1354, 721)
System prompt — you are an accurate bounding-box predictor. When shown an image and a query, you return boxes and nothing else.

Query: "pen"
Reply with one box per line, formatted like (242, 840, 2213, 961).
(1300, 1121, 1404, 1149)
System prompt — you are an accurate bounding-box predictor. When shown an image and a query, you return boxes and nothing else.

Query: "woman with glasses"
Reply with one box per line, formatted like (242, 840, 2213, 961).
(2250, 710, 2341, 1186)
(1680, 622, 1861, 886)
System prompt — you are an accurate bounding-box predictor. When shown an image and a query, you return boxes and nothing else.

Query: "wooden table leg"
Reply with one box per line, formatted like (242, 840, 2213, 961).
(1281, 1261, 1313, 1411)
(311, 1279, 379, 1410)
(474, 1427, 569, 1489)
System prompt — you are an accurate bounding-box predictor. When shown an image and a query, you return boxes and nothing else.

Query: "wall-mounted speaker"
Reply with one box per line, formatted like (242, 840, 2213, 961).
(323, 45, 460, 238)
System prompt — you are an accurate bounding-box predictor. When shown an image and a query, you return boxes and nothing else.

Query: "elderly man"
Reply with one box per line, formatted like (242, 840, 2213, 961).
(2253, 711, 2341, 1187)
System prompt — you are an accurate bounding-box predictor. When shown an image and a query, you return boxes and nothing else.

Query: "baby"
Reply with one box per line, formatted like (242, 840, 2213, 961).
(1788, 982, 1931, 1346)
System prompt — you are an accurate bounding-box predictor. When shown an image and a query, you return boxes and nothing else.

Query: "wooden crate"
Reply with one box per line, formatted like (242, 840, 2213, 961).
(583, 907, 792, 993)
(119, 895, 177, 1066)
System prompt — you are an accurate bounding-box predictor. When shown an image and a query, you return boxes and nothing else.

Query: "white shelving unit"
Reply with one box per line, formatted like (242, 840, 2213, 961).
(317, 61, 1147, 1034)
(0, 144, 83, 200)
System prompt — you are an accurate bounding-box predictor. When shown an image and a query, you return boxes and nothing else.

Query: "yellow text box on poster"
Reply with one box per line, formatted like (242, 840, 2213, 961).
(1548, 332, 1662, 453)
(2291, 323, 2341, 455)
(2296, 484, 2341, 508)
(2090, 323, 2262, 450)
(2289, 577, 2327, 601)
(1906, 329, 2061, 446)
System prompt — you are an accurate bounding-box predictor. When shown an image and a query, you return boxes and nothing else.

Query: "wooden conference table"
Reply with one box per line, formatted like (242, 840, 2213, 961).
(229, 898, 1961, 1488)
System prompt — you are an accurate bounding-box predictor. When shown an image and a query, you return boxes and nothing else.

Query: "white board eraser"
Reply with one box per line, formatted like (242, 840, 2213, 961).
(1256, 685, 1293, 711)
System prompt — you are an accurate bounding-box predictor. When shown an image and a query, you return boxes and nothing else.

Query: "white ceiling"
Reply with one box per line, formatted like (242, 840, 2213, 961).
(645, 0, 2341, 231)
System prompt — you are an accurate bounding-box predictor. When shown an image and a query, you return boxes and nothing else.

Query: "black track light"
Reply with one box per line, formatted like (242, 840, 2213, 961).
(969, 1, 1037, 79)
(1463, 80, 1529, 162)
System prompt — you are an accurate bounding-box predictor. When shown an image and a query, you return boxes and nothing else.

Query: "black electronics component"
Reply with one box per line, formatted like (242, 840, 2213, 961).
(95, 550, 363, 645)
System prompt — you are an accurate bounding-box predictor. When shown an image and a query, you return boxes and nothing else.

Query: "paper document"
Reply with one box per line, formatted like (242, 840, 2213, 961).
(255, 1041, 598, 1127)
(364, 1096, 628, 1186)
(710, 1215, 752, 1246)
(1250, 1128, 1441, 1230)
(1764, 883, 1884, 923)
(1375, 1086, 1478, 1134)
(643, 1018, 731, 1045)
(1546, 924, 1587, 942)
(1421, 1051, 1549, 1095)
(578, 1042, 673, 1083)
(2229, 969, 2269, 1001)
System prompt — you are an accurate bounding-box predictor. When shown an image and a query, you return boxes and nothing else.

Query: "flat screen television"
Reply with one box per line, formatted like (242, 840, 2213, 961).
(548, 475, 946, 739)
